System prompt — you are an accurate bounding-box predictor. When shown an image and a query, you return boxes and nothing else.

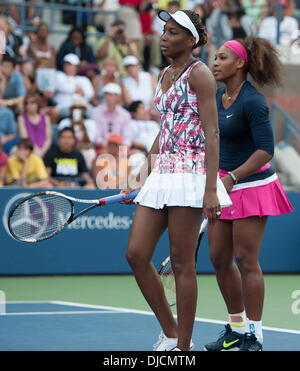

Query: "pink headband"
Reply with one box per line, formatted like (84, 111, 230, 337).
(223, 40, 249, 67)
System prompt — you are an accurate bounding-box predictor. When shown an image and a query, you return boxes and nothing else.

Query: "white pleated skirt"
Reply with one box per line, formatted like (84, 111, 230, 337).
(134, 172, 232, 209)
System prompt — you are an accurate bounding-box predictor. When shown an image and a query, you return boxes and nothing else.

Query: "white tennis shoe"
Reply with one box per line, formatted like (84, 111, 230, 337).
(153, 332, 194, 351)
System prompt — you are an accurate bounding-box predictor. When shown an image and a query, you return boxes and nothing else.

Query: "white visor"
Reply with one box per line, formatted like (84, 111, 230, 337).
(158, 10, 199, 45)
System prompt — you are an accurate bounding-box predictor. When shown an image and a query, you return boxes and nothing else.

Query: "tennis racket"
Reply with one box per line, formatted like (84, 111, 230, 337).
(158, 218, 208, 307)
(8, 190, 139, 243)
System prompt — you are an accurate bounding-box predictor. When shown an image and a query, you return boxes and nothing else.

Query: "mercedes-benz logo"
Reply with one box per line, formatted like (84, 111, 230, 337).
(4, 193, 50, 241)
(3, 193, 31, 238)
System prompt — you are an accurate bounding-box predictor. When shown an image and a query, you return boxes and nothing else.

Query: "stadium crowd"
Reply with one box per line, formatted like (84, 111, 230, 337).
(0, 0, 299, 189)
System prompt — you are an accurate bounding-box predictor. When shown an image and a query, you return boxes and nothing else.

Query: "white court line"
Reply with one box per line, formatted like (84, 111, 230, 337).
(52, 300, 300, 335)
(5, 301, 52, 304)
(5, 300, 300, 335)
(51, 300, 155, 315)
(1, 310, 126, 316)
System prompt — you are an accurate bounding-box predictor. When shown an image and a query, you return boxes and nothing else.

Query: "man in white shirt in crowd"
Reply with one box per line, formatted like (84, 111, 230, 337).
(53, 53, 94, 119)
(122, 55, 158, 121)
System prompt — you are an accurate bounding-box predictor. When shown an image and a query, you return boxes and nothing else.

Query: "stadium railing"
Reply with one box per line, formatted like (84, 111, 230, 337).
(2, 1, 284, 46)
(271, 101, 300, 188)
(271, 101, 300, 147)
(1, 0, 118, 37)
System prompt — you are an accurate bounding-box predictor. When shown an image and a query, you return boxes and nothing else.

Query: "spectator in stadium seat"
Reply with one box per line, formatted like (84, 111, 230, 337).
(0, 54, 26, 115)
(20, 58, 37, 95)
(18, 93, 52, 157)
(0, 141, 8, 187)
(0, 1, 20, 24)
(26, 22, 57, 122)
(5, 138, 51, 188)
(258, 0, 299, 46)
(139, 0, 162, 73)
(186, 0, 206, 10)
(25, 0, 44, 27)
(206, 0, 256, 45)
(93, 133, 131, 189)
(128, 100, 160, 154)
(57, 99, 97, 170)
(44, 127, 95, 189)
(225, 0, 257, 38)
(118, 0, 143, 56)
(96, 20, 139, 76)
(156, 0, 185, 10)
(53, 53, 94, 119)
(0, 105, 18, 154)
(92, 82, 133, 153)
(92, 0, 119, 33)
(0, 15, 27, 62)
(122, 55, 158, 120)
(77, 58, 126, 107)
(241, 0, 267, 27)
(91, 58, 123, 106)
(29, 22, 56, 69)
(56, 27, 96, 71)
(127, 100, 160, 184)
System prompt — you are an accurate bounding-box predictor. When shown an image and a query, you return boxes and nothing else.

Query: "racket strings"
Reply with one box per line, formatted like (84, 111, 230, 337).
(159, 259, 176, 306)
(9, 194, 73, 241)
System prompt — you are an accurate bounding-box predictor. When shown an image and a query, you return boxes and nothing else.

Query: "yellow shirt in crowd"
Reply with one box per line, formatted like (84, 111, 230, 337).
(96, 38, 138, 76)
(6, 154, 48, 185)
(157, 0, 186, 10)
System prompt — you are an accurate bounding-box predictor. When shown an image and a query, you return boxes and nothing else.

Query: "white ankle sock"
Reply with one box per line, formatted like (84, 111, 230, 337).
(247, 319, 263, 344)
(228, 311, 247, 334)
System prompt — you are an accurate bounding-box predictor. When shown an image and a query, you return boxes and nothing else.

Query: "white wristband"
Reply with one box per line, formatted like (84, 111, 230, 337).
(228, 171, 238, 184)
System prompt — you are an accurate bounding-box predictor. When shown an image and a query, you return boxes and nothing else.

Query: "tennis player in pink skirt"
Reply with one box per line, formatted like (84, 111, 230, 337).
(204, 37, 294, 351)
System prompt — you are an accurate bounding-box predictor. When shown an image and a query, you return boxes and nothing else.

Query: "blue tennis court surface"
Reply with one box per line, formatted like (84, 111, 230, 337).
(1, 301, 299, 351)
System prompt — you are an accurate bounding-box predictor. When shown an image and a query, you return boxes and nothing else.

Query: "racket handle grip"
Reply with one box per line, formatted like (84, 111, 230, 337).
(100, 190, 139, 205)
(200, 218, 208, 233)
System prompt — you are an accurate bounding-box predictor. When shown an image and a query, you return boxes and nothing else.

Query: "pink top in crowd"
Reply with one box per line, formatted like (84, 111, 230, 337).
(0, 152, 8, 167)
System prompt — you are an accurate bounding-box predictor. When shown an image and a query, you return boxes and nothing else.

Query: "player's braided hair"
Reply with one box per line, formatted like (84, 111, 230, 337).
(181, 10, 208, 48)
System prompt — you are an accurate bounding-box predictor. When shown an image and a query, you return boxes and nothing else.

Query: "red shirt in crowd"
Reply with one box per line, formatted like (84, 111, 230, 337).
(119, 0, 142, 7)
(140, 11, 153, 34)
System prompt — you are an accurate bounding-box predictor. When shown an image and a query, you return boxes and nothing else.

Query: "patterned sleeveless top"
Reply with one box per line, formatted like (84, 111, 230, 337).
(153, 60, 206, 175)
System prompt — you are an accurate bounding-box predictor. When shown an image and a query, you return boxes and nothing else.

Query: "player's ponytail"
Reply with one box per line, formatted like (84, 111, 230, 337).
(240, 36, 284, 88)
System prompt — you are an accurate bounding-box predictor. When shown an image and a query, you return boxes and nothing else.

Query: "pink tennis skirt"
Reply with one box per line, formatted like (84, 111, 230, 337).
(218, 167, 294, 220)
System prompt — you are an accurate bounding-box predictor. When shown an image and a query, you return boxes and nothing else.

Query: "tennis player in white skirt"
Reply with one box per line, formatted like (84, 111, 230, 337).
(122, 9, 231, 351)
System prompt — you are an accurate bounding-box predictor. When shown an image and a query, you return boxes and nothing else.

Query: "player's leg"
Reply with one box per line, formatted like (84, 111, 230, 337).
(204, 220, 246, 351)
(208, 220, 245, 315)
(233, 216, 267, 349)
(167, 206, 203, 351)
(126, 204, 178, 339)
